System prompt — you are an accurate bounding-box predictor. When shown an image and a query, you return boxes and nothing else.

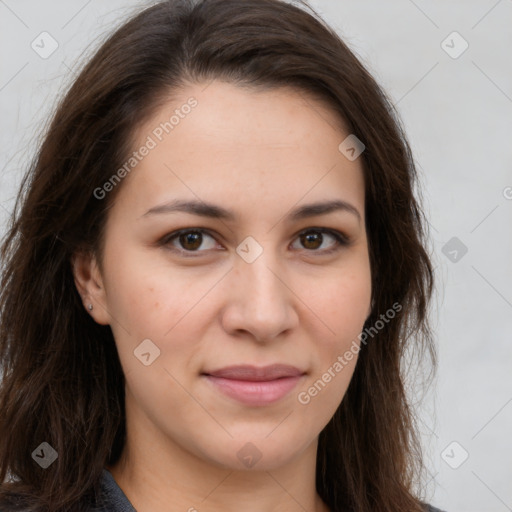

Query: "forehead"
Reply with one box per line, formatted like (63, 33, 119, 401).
(113, 80, 365, 222)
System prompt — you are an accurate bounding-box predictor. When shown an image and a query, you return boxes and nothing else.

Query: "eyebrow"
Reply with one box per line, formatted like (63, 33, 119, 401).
(141, 198, 361, 223)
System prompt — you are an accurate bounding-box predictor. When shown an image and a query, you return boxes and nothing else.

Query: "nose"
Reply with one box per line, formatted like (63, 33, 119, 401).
(220, 249, 299, 342)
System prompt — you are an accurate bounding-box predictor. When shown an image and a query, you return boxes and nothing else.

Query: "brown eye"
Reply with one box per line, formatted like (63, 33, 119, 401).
(300, 231, 323, 250)
(179, 231, 203, 250)
(162, 229, 218, 253)
(160, 227, 349, 257)
(292, 228, 349, 254)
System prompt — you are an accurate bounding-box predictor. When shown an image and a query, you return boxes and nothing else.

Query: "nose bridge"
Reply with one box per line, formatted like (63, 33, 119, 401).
(224, 238, 296, 339)
(236, 241, 284, 306)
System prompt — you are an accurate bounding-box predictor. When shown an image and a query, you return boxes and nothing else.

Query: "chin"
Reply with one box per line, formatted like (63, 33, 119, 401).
(194, 435, 310, 472)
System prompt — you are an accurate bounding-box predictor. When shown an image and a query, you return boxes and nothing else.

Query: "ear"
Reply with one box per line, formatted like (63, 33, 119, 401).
(71, 250, 111, 326)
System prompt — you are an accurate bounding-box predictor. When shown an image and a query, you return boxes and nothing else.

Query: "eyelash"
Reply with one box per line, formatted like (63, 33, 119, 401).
(158, 227, 351, 257)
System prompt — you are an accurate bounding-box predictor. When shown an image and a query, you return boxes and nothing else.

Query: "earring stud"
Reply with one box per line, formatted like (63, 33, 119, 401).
(87, 304, 93, 311)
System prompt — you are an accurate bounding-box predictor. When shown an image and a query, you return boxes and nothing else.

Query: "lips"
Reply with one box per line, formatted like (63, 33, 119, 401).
(202, 364, 305, 381)
(201, 364, 307, 406)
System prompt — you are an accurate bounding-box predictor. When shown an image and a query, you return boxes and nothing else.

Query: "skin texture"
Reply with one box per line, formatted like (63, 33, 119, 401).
(73, 80, 372, 512)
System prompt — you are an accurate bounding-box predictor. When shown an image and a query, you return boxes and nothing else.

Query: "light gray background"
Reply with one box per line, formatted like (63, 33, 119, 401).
(1, 1, 511, 511)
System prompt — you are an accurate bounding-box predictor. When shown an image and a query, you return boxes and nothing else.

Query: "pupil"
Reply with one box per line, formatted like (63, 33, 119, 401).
(303, 232, 321, 249)
(181, 232, 202, 250)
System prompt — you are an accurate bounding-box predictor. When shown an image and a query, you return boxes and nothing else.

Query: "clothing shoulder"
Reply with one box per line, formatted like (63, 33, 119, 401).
(0, 469, 134, 512)
(1, 481, 446, 512)
(93, 469, 136, 511)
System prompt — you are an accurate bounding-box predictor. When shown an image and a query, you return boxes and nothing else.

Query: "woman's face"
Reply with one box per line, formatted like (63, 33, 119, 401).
(80, 80, 371, 471)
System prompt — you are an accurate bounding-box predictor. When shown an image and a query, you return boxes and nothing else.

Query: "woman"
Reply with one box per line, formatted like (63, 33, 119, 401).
(0, 0, 444, 511)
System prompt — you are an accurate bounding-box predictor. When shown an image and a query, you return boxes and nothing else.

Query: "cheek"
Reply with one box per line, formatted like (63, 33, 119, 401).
(297, 272, 370, 420)
(302, 263, 371, 406)
(103, 264, 204, 389)
(308, 267, 371, 339)
(102, 245, 176, 329)
(103, 248, 221, 364)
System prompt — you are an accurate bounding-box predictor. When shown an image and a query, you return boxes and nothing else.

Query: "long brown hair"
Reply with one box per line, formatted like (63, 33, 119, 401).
(0, 1, 436, 510)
